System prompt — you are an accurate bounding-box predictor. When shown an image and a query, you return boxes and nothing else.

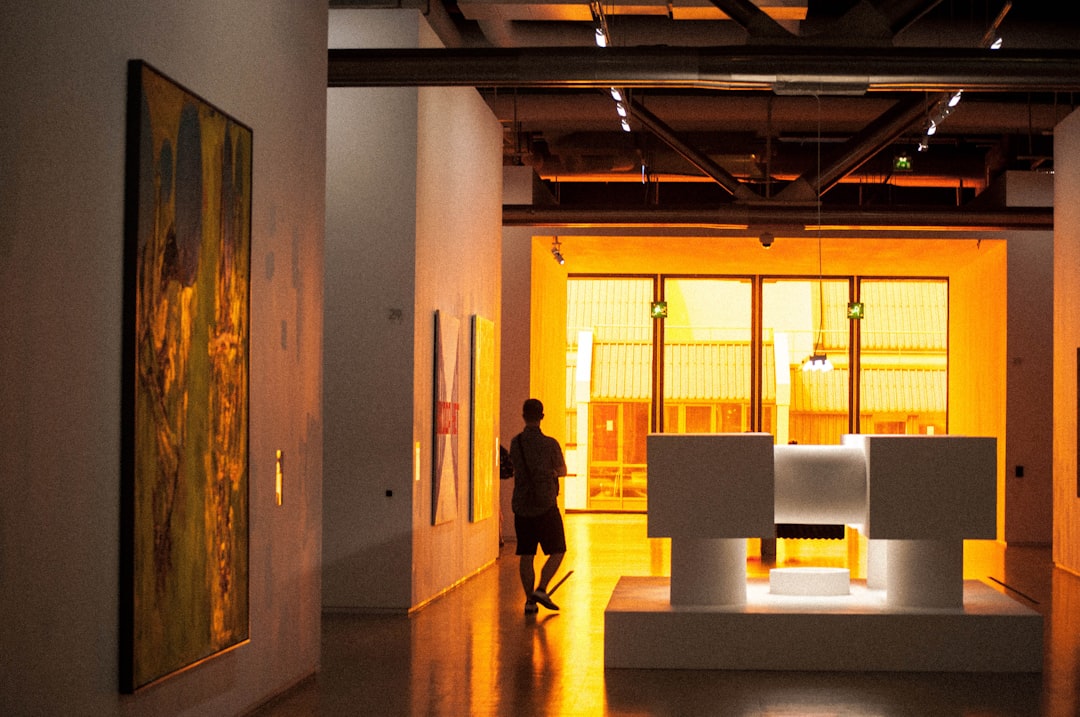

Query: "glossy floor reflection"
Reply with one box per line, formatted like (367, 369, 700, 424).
(251, 514, 1080, 716)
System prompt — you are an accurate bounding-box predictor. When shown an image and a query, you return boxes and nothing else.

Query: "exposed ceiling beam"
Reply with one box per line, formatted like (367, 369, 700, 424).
(328, 46, 1080, 91)
(629, 99, 760, 200)
(812, 0, 947, 41)
(777, 94, 938, 201)
(708, 0, 792, 39)
(502, 204, 1051, 230)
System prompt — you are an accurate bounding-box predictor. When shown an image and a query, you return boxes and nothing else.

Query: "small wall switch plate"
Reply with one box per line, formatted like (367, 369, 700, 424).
(1015, 465, 1024, 478)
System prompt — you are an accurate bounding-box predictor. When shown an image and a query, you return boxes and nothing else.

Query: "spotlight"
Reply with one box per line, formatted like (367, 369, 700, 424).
(610, 87, 623, 102)
(594, 27, 607, 47)
(616, 102, 628, 118)
(551, 238, 566, 265)
(948, 90, 963, 108)
(620, 118, 631, 132)
(759, 231, 774, 249)
(801, 353, 834, 372)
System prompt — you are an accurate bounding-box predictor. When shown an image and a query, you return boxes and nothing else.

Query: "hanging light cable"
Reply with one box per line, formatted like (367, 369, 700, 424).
(804, 94, 833, 373)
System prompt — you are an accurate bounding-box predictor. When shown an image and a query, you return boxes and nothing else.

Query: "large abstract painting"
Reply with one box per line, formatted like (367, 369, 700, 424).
(470, 315, 496, 522)
(433, 311, 460, 525)
(120, 60, 251, 692)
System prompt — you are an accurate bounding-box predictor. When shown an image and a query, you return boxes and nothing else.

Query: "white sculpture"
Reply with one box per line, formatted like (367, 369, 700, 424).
(605, 432, 1041, 672)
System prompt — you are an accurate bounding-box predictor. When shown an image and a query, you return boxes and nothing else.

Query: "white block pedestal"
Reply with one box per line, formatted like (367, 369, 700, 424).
(770, 567, 850, 596)
(605, 576, 1043, 672)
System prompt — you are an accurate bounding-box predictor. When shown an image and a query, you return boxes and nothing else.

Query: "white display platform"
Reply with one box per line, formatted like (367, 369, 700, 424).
(605, 576, 1043, 672)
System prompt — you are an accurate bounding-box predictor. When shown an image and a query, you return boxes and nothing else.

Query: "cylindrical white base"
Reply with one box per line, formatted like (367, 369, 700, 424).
(769, 567, 850, 596)
(670, 537, 746, 606)
(866, 539, 887, 591)
(885, 539, 963, 609)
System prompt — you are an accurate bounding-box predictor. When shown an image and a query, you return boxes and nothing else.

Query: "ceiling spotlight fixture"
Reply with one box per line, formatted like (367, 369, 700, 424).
(923, 92, 959, 139)
(551, 237, 566, 265)
(759, 231, 774, 249)
(981, 2, 1010, 49)
(590, 1, 628, 135)
(590, 1, 610, 47)
(921, 8, 1007, 150)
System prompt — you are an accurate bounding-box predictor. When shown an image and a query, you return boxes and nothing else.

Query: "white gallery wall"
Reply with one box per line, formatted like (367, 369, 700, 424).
(1054, 109, 1080, 574)
(0, 2, 326, 716)
(324, 9, 503, 611)
(1006, 230, 1054, 545)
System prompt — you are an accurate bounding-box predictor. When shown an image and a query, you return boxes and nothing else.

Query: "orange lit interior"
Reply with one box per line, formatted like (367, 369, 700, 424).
(530, 233, 1008, 562)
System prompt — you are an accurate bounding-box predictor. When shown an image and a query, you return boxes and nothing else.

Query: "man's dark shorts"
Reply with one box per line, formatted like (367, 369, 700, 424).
(514, 506, 567, 556)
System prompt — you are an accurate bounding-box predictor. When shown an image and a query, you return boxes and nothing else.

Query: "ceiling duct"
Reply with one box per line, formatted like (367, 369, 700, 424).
(328, 46, 1080, 92)
(502, 204, 1051, 230)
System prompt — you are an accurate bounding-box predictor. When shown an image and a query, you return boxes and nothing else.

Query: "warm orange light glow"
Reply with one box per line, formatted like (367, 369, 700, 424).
(275, 450, 283, 506)
(566, 275, 953, 506)
(806, 224, 998, 232)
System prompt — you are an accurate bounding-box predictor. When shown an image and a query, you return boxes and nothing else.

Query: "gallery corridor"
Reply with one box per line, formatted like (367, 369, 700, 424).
(252, 514, 1078, 716)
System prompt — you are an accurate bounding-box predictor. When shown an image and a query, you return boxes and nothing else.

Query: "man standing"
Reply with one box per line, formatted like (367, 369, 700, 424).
(510, 398, 567, 614)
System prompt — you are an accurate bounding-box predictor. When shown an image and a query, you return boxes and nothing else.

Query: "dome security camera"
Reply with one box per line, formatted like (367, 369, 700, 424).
(759, 232, 774, 249)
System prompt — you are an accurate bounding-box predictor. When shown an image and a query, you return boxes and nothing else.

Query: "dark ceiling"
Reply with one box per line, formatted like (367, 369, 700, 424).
(329, 1, 1080, 231)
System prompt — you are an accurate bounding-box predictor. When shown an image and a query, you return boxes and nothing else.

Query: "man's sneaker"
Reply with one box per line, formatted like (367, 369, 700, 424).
(531, 589, 559, 611)
(524, 601, 539, 615)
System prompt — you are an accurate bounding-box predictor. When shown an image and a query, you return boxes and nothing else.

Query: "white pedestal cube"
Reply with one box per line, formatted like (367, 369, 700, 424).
(845, 434, 997, 540)
(647, 433, 775, 539)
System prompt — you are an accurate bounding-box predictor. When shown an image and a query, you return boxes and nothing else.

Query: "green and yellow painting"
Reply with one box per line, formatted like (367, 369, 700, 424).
(122, 61, 250, 691)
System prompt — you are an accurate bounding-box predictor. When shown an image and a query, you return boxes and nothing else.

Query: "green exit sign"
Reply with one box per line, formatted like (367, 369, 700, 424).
(847, 302, 865, 320)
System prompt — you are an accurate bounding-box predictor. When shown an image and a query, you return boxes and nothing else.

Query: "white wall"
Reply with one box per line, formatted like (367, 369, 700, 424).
(500, 226, 537, 539)
(0, 2, 326, 715)
(324, 12, 420, 610)
(1006, 231, 1054, 545)
(1054, 109, 1080, 574)
(325, 9, 503, 610)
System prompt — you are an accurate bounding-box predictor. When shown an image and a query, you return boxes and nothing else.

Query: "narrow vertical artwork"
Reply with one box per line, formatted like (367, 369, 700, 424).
(433, 311, 460, 524)
(471, 315, 496, 522)
(120, 61, 251, 692)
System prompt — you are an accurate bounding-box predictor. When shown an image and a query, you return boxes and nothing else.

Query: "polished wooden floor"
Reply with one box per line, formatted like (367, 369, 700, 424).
(252, 514, 1080, 716)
